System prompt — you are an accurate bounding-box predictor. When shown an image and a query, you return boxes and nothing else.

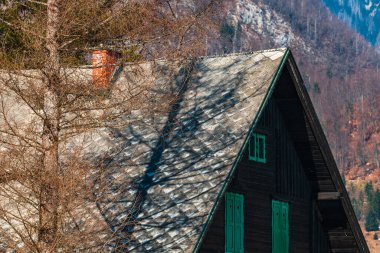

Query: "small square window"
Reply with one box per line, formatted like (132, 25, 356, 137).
(249, 133, 266, 163)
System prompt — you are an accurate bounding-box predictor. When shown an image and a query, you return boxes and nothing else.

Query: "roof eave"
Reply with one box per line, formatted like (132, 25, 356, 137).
(285, 51, 370, 253)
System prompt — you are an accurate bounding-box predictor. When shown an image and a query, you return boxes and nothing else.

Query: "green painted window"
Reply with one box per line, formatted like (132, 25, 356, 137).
(225, 192, 244, 253)
(272, 200, 289, 253)
(249, 133, 266, 163)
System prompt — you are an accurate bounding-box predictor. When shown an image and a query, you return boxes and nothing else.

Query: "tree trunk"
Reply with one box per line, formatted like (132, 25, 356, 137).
(39, 0, 61, 250)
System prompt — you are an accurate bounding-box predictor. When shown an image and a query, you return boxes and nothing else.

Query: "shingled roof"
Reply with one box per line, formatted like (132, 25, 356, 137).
(92, 48, 287, 252)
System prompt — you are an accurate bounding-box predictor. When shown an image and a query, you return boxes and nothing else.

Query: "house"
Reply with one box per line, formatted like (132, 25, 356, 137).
(89, 48, 368, 252)
(188, 49, 370, 253)
(0, 48, 369, 252)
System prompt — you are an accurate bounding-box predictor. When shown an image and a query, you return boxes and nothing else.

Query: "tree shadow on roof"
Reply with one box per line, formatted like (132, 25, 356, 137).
(92, 55, 272, 252)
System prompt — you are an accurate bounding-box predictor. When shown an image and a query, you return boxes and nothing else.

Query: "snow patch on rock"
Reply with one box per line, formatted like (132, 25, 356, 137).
(365, 0, 373, 11)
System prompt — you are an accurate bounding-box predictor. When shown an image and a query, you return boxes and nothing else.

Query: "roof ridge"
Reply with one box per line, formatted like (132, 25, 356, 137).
(77, 48, 287, 69)
(198, 47, 287, 60)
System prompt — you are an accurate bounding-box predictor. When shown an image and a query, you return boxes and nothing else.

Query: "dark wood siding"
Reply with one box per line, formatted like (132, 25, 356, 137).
(311, 201, 330, 253)
(199, 70, 329, 252)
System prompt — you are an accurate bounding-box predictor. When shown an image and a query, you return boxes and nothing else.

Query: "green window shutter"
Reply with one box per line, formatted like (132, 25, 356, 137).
(225, 193, 234, 253)
(248, 132, 266, 163)
(234, 194, 244, 253)
(257, 134, 266, 163)
(281, 202, 289, 253)
(272, 200, 289, 253)
(272, 200, 281, 253)
(263, 135, 266, 162)
(255, 133, 259, 159)
(249, 133, 257, 160)
(225, 193, 244, 253)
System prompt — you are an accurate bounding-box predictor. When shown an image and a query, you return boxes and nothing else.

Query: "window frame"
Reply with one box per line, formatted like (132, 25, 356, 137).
(248, 132, 266, 163)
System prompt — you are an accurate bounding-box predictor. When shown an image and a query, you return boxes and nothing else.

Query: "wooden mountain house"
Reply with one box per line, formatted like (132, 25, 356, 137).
(0, 48, 369, 252)
(102, 48, 369, 253)
(195, 49, 370, 253)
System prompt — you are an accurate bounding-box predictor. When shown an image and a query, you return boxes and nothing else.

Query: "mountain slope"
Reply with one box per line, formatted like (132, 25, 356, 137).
(323, 0, 380, 48)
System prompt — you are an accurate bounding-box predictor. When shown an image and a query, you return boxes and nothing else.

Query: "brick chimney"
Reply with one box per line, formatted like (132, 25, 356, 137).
(92, 50, 116, 88)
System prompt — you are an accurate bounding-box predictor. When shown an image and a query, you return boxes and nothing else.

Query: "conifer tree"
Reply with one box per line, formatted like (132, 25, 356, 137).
(365, 209, 378, 232)
(375, 189, 380, 219)
(364, 181, 374, 201)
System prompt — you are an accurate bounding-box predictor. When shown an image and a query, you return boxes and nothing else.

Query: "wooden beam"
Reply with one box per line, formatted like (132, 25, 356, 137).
(318, 192, 341, 200)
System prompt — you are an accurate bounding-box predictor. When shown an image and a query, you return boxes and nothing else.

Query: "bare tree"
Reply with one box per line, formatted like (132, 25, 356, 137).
(0, 0, 221, 251)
